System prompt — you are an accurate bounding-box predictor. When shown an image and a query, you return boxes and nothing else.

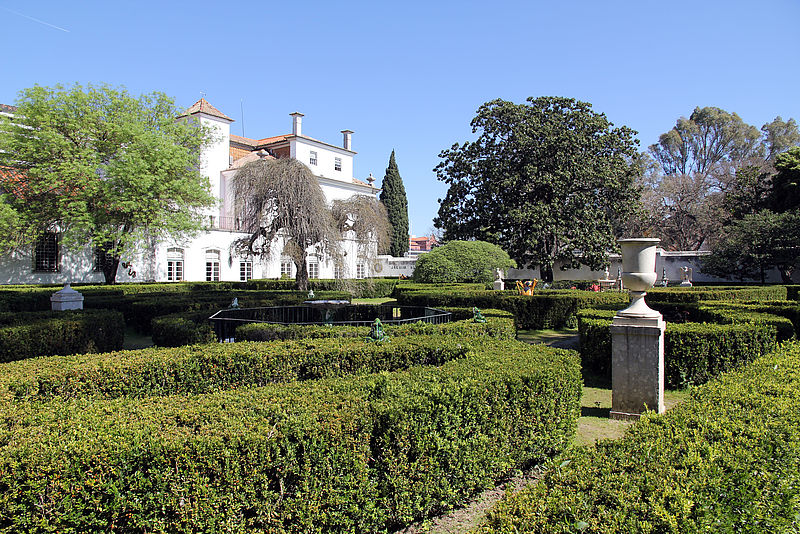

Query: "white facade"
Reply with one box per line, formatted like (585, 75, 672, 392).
(0, 99, 382, 284)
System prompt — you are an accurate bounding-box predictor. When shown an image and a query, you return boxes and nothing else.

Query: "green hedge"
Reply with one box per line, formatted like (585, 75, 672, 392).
(0, 310, 124, 363)
(479, 341, 800, 533)
(151, 311, 217, 347)
(577, 307, 784, 388)
(0, 339, 581, 532)
(394, 288, 628, 329)
(235, 310, 516, 343)
(647, 285, 787, 303)
(2, 335, 470, 403)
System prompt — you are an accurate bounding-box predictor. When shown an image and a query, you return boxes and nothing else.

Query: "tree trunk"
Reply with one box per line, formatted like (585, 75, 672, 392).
(96, 245, 121, 285)
(295, 256, 309, 291)
(780, 266, 794, 284)
(540, 264, 554, 284)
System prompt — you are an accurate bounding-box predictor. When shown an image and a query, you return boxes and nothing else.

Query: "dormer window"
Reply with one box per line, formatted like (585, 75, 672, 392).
(309, 151, 318, 166)
(335, 157, 342, 172)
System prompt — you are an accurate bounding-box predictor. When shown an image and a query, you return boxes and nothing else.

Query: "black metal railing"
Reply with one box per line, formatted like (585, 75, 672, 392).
(208, 305, 451, 341)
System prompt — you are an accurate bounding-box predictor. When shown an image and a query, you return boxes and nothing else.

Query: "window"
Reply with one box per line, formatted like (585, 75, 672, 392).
(167, 248, 184, 282)
(309, 151, 318, 165)
(334, 265, 344, 279)
(34, 232, 60, 272)
(356, 263, 366, 279)
(308, 261, 319, 279)
(240, 261, 252, 282)
(93, 246, 107, 273)
(206, 250, 220, 282)
(280, 259, 293, 278)
(334, 157, 342, 171)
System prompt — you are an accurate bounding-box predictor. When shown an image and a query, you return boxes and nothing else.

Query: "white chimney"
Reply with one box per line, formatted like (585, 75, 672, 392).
(341, 129, 353, 151)
(290, 112, 304, 136)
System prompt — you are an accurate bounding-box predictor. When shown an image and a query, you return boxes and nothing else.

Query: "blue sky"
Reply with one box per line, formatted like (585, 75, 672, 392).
(2, 0, 799, 236)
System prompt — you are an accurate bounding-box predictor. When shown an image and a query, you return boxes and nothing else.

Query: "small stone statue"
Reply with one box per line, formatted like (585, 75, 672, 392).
(308, 289, 315, 299)
(660, 267, 669, 287)
(229, 298, 240, 309)
(367, 318, 389, 343)
(473, 306, 487, 323)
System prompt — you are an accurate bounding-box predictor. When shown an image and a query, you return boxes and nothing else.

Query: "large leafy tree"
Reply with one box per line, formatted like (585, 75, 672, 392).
(704, 210, 800, 283)
(434, 96, 640, 282)
(379, 150, 409, 257)
(0, 83, 216, 283)
(231, 157, 340, 290)
(232, 158, 389, 289)
(645, 109, 799, 249)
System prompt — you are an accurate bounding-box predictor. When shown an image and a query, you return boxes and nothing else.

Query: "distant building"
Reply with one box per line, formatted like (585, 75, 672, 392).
(409, 235, 438, 253)
(0, 99, 381, 284)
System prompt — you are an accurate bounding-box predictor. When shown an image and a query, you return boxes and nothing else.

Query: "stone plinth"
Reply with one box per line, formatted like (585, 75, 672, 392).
(51, 283, 84, 311)
(610, 313, 665, 420)
(492, 279, 504, 291)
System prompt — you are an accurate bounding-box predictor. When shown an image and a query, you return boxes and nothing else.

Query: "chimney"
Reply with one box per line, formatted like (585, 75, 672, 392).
(341, 130, 353, 151)
(290, 112, 304, 136)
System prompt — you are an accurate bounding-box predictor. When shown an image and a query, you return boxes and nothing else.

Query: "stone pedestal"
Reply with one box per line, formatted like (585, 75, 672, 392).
(492, 279, 504, 291)
(610, 313, 665, 419)
(51, 283, 84, 311)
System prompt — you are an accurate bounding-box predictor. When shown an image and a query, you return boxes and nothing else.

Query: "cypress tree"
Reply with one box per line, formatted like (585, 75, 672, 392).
(379, 150, 410, 257)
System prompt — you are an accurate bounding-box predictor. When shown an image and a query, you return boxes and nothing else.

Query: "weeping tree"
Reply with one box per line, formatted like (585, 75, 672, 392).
(331, 194, 391, 273)
(231, 157, 340, 290)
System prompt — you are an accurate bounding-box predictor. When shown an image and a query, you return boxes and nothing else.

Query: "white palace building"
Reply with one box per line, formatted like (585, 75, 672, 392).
(0, 99, 383, 284)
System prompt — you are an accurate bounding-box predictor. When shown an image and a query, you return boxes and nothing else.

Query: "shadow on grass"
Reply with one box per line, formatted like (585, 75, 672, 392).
(581, 406, 611, 418)
(581, 368, 611, 389)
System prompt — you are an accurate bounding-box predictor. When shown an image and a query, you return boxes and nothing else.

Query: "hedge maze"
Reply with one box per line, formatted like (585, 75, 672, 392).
(0, 280, 799, 531)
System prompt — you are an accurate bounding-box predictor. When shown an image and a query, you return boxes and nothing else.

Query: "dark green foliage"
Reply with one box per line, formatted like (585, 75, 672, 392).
(2, 335, 469, 402)
(577, 302, 788, 388)
(150, 311, 216, 347)
(395, 286, 627, 329)
(480, 341, 800, 533)
(235, 311, 516, 343)
(0, 338, 581, 532)
(647, 284, 786, 303)
(413, 241, 516, 284)
(379, 150, 410, 257)
(435, 96, 640, 282)
(0, 309, 123, 362)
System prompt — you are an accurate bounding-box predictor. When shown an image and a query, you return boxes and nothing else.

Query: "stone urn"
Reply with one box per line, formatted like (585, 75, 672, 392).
(617, 238, 660, 319)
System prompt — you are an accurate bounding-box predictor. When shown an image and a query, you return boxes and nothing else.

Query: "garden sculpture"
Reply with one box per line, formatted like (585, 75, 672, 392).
(367, 318, 389, 343)
(515, 279, 538, 295)
(472, 306, 487, 323)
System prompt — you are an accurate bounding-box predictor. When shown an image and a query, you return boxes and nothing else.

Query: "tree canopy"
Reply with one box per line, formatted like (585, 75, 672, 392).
(232, 157, 389, 289)
(379, 150, 409, 257)
(0, 83, 216, 283)
(232, 157, 340, 290)
(434, 96, 640, 282)
(413, 240, 515, 284)
(639, 108, 800, 250)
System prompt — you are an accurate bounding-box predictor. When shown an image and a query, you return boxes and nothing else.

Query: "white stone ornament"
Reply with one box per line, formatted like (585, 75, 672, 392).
(50, 283, 84, 311)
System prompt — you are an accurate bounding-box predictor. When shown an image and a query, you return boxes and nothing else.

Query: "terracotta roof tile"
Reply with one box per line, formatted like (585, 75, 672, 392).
(180, 98, 234, 122)
(0, 104, 16, 114)
(230, 134, 259, 146)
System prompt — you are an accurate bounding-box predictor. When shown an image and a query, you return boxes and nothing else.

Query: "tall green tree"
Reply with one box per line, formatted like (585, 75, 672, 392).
(434, 96, 640, 282)
(379, 150, 409, 257)
(0, 83, 216, 283)
(645, 109, 800, 249)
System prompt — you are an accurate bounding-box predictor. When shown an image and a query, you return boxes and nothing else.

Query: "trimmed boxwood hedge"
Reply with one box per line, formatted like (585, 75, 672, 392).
(478, 341, 800, 533)
(577, 306, 785, 388)
(235, 309, 516, 343)
(647, 285, 787, 303)
(394, 288, 628, 329)
(0, 309, 124, 363)
(0, 338, 581, 532)
(2, 335, 470, 403)
(151, 310, 217, 347)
